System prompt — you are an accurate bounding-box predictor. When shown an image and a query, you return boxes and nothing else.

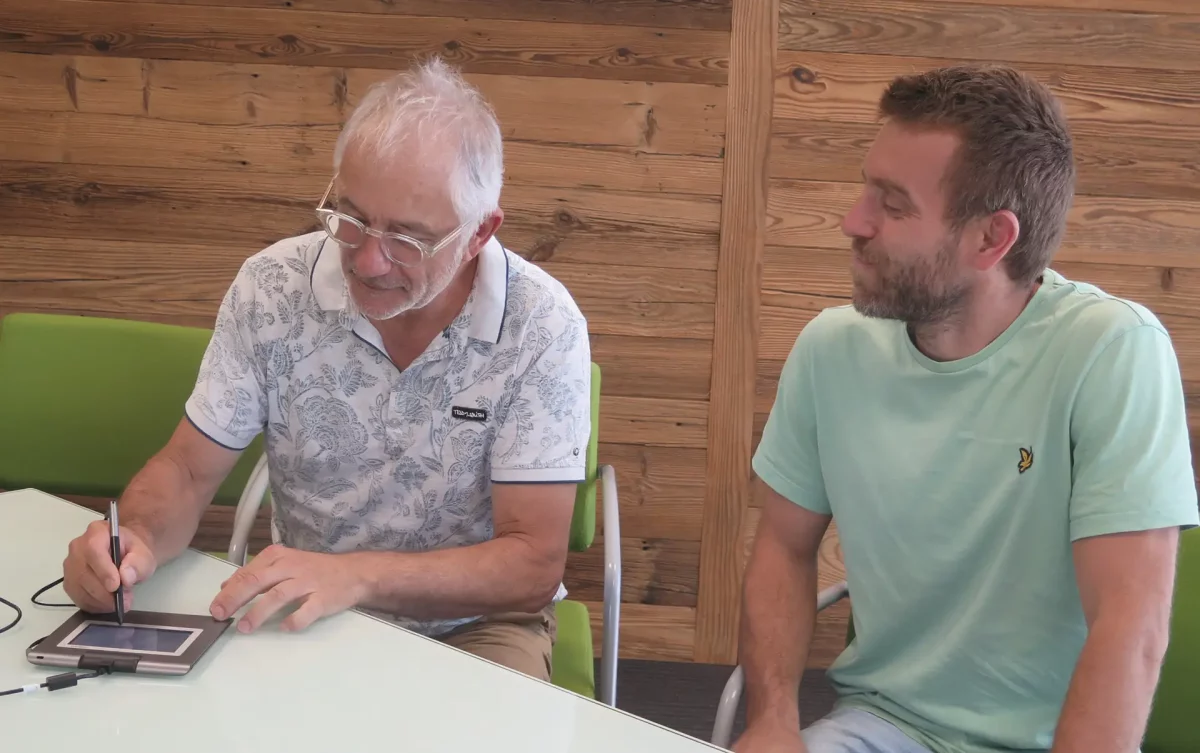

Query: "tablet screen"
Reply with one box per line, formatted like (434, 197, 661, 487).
(62, 622, 199, 656)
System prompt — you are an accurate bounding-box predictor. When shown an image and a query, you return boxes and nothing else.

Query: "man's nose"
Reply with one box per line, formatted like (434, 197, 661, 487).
(353, 234, 393, 277)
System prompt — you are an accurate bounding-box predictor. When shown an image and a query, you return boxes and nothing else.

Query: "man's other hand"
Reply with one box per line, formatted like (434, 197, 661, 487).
(732, 720, 808, 753)
(210, 544, 367, 633)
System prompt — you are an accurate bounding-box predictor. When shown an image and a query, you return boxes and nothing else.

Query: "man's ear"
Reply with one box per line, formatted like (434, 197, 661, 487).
(470, 209, 504, 254)
(972, 209, 1020, 272)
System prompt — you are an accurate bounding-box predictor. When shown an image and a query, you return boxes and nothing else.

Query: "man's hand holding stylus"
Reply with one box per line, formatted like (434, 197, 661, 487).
(63, 519, 158, 614)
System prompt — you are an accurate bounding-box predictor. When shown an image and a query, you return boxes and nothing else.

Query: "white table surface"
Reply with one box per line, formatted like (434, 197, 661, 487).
(0, 488, 720, 751)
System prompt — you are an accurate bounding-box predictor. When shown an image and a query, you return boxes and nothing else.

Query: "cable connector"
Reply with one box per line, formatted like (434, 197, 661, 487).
(45, 672, 84, 691)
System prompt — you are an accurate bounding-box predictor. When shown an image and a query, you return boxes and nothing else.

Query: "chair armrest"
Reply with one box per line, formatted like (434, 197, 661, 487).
(228, 453, 270, 566)
(711, 580, 850, 748)
(599, 463, 621, 707)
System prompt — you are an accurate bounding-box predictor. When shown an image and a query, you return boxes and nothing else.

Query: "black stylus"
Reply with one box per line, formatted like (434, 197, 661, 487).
(108, 500, 124, 625)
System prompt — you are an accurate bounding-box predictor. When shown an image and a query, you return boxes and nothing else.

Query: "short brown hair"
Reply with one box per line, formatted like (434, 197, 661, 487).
(879, 64, 1075, 286)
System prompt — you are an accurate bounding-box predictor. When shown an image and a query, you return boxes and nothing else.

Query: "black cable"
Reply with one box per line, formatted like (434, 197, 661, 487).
(0, 667, 112, 698)
(0, 577, 75, 636)
(31, 577, 73, 608)
(0, 595, 20, 635)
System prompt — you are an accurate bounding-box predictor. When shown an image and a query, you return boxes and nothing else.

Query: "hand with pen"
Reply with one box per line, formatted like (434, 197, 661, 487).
(62, 504, 159, 617)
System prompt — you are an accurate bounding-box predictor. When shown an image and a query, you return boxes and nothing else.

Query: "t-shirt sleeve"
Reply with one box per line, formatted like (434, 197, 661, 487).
(752, 322, 831, 515)
(1069, 324, 1199, 541)
(490, 302, 591, 484)
(183, 269, 268, 451)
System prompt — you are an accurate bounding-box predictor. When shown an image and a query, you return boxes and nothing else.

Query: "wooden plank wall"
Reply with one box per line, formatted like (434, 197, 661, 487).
(1, 0, 1198, 668)
(0, 0, 734, 664)
(749, 0, 1200, 668)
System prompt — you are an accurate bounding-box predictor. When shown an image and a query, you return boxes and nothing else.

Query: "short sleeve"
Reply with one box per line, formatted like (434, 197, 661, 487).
(490, 304, 591, 484)
(752, 323, 831, 515)
(1069, 324, 1199, 541)
(184, 271, 268, 451)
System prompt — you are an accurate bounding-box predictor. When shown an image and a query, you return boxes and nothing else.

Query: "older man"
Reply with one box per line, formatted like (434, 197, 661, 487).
(61, 57, 592, 681)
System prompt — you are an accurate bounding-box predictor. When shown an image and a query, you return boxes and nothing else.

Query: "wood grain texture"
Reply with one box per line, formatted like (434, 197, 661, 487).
(90, 0, 736, 31)
(913, 0, 1193, 13)
(694, 0, 776, 665)
(598, 444, 708, 541)
(0, 110, 725, 195)
(566, 536, 700, 607)
(0, 0, 730, 83)
(766, 179, 1200, 264)
(600, 396, 709, 449)
(582, 602, 696, 661)
(0, 237, 717, 345)
(769, 117, 1200, 203)
(773, 51, 1200, 133)
(588, 335, 713, 401)
(0, 162, 721, 273)
(0, 52, 727, 157)
(778, 0, 1200, 72)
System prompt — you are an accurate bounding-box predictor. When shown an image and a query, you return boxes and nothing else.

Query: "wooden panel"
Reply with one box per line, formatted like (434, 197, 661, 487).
(0, 237, 717, 344)
(0, 52, 727, 157)
(769, 117, 1200, 204)
(778, 0, 1200, 72)
(566, 537, 700, 607)
(582, 602, 696, 662)
(0, 110, 724, 195)
(773, 51, 1200, 133)
(766, 179, 1200, 265)
(600, 396, 709, 449)
(694, 0, 776, 665)
(0, 0, 731, 84)
(91, 0, 736, 31)
(914, 0, 1191, 12)
(598, 444, 708, 541)
(0, 162, 720, 272)
(588, 335, 713, 401)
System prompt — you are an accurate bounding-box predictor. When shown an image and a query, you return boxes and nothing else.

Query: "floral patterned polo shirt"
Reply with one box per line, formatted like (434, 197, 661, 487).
(184, 231, 592, 636)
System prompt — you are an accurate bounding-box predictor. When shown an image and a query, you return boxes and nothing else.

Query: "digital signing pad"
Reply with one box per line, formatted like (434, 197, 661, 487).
(27, 610, 232, 676)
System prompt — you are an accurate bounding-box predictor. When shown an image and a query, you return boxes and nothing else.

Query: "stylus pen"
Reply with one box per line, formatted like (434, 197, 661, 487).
(108, 500, 124, 625)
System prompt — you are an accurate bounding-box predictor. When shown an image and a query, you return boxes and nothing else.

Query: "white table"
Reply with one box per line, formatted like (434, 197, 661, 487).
(0, 489, 719, 751)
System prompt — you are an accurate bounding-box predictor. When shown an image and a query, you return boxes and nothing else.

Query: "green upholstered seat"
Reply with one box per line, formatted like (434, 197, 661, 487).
(551, 599, 595, 698)
(550, 361, 603, 699)
(1143, 526, 1200, 753)
(0, 312, 263, 503)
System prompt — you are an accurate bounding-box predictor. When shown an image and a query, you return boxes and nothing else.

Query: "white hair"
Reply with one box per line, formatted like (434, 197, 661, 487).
(333, 56, 504, 225)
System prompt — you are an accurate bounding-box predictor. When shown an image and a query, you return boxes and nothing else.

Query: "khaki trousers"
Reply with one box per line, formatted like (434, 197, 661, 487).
(439, 603, 557, 682)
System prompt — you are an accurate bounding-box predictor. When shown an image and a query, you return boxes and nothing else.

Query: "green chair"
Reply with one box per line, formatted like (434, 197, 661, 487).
(225, 361, 623, 706)
(1143, 525, 1200, 753)
(0, 311, 264, 505)
(712, 526, 1200, 751)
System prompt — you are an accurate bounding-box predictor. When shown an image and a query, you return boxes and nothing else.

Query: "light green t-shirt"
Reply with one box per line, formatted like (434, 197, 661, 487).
(753, 268, 1199, 753)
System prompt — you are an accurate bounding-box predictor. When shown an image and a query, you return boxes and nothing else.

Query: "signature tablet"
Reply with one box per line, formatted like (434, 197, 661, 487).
(27, 610, 232, 676)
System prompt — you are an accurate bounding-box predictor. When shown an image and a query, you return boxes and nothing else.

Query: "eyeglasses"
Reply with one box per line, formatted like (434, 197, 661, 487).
(314, 175, 475, 267)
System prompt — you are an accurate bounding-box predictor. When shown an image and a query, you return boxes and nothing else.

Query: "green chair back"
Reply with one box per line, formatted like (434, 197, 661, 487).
(567, 361, 601, 553)
(1143, 526, 1200, 753)
(0, 312, 262, 505)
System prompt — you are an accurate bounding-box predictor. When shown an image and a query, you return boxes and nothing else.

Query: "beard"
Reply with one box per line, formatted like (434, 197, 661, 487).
(850, 234, 971, 325)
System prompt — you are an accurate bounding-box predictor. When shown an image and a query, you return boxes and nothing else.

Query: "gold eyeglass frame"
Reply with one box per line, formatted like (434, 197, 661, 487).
(314, 175, 476, 267)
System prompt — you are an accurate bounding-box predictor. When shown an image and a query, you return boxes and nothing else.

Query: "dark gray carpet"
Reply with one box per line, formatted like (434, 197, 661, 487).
(604, 659, 838, 745)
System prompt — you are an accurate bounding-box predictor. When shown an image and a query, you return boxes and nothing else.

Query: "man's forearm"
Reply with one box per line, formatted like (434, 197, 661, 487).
(740, 531, 819, 730)
(351, 535, 562, 619)
(1051, 615, 1168, 753)
(118, 452, 212, 563)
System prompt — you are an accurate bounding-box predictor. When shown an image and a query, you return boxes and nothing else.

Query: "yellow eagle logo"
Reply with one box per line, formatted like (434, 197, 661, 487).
(1018, 446, 1034, 474)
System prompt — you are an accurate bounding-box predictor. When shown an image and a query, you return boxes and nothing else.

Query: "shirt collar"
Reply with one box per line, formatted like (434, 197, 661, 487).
(310, 235, 509, 345)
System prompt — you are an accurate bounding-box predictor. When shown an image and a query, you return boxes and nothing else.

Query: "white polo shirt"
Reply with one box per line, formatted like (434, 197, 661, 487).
(185, 231, 592, 636)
